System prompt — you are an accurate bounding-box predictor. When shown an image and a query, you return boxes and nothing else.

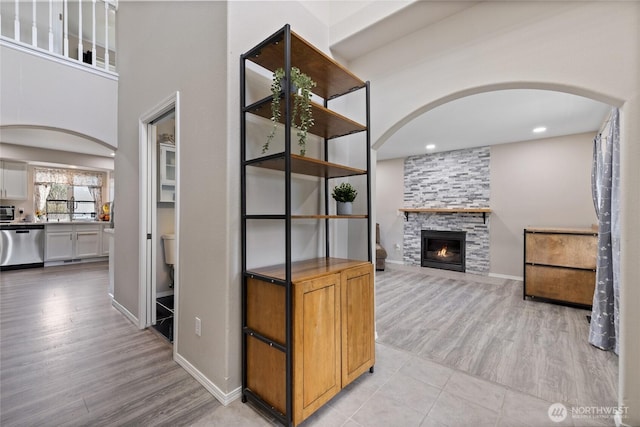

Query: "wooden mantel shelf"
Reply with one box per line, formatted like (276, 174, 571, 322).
(399, 207, 492, 223)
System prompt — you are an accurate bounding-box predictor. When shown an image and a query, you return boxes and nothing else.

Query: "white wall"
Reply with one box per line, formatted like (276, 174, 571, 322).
(375, 158, 404, 263)
(116, 0, 230, 395)
(490, 133, 597, 278)
(351, 1, 639, 423)
(0, 44, 118, 148)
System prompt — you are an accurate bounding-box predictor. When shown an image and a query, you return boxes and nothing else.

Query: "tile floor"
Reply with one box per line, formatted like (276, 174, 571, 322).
(199, 342, 614, 427)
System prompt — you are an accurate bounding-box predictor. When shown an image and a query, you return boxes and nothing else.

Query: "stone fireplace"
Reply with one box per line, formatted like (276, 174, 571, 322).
(421, 230, 466, 272)
(403, 146, 491, 275)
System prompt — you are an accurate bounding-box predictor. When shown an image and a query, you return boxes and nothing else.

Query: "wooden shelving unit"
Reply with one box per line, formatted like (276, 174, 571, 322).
(240, 25, 374, 426)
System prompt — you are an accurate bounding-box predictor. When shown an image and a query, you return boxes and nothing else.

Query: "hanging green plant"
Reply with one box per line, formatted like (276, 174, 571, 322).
(263, 67, 316, 156)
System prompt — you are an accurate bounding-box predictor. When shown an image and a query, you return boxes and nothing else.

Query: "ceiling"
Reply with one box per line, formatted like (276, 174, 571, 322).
(330, 2, 611, 161)
(375, 89, 611, 160)
(1, 127, 115, 158)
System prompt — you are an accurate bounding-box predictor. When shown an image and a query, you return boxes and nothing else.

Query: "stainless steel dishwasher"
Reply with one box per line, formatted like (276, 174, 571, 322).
(0, 224, 45, 270)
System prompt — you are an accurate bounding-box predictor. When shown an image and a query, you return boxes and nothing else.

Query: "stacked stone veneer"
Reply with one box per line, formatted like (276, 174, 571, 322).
(404, 147, 490, 274)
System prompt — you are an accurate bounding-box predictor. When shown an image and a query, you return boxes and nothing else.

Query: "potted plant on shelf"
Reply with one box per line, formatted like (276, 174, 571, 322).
(263, 67, 316, 156)
(332, 182, 358, 215)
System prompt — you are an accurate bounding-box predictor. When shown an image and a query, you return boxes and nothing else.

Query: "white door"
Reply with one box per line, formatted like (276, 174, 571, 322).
(138, 93, 179, 348)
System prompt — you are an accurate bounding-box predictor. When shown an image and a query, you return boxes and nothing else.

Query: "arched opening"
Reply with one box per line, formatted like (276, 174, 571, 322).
(374, 84, 620, 411)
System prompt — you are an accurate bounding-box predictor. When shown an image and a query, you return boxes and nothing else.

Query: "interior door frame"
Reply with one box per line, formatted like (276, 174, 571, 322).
(138, 92, 180, 351)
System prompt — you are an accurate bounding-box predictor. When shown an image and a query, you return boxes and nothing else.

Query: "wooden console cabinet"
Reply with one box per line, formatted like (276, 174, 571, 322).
(524, 227, 598, 308)
(246, 258, 374, 426)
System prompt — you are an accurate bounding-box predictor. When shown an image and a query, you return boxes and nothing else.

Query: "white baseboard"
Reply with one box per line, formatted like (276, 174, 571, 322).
(488, 273, 523, 281)
(385, 259, 404, 265)
(174, 352, 242, 406)
(111, 298, 139, 326)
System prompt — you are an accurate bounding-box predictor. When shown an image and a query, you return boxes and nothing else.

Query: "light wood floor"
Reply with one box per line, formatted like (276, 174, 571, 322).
(374, 264, 618, 408)
(0, 262, 221, 426)
(1, 262, 619, 426)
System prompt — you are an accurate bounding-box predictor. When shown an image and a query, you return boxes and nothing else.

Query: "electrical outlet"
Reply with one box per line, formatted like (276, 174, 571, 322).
(195, 317, 201, 336)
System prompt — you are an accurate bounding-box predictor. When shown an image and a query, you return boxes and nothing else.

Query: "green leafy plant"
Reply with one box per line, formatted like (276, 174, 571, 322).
(263, 67, 316, 156)
(331, 182, 358, 203)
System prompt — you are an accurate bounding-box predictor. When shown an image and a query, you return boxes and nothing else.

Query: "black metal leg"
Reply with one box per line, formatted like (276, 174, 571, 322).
(369, 366, 374, 373)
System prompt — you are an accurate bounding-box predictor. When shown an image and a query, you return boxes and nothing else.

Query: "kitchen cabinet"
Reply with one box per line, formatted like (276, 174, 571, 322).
(524, 227, 598, 308)
(0, 160, 28, 200)
(246, 259, 374, 426)
(240, 25, 373, 426)
(159, 143, 176, 203)
(101, 226, 111, 256)
(45, 223, 107, 262)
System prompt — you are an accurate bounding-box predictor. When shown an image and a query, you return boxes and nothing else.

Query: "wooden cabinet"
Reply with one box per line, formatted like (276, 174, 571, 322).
(524, 227, 598, 308)
(240, 25, 373, 426)
(0, 160, 28, 200)
(246, 259, 373, 426)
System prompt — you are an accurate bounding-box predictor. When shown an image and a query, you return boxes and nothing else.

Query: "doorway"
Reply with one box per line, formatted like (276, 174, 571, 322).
(138, 93, 179, 347)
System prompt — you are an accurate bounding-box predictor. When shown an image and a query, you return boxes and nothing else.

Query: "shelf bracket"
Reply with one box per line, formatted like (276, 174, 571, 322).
(404, 211, 409, 221)
(483, 212, 487, 224)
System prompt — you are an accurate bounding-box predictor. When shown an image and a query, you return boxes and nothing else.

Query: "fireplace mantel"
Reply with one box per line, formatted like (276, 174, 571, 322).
(399, 207, 492, 223)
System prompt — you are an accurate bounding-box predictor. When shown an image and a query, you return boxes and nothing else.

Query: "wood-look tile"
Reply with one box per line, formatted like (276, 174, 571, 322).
(0, 263, 223, 426)
(374, 266, 617, 411)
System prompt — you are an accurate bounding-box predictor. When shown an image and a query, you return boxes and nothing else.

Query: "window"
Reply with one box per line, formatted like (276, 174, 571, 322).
(34, 168, 105, 222)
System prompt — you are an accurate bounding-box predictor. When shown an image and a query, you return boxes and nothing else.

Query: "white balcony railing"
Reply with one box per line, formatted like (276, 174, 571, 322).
(0, 0, 117, 74)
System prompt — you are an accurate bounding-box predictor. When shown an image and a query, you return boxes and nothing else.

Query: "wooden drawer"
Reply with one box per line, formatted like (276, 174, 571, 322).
(525, 265, 595, 306)
(525, 232, 597, 269)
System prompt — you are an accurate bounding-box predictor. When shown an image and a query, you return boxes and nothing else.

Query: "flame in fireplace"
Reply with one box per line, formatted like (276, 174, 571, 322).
(437, 245, 448, 257)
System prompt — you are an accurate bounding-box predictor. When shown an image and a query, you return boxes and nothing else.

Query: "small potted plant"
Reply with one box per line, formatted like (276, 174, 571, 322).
(263, 67, 316, 156)
(332, 182, 358, 215)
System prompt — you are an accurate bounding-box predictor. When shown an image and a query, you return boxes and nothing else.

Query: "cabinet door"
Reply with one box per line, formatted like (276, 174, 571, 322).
(341, 263, 375, 386)
(159, 143, 175, 203)
(293, 273, 341, 425)
(75, 229, 101, 258)
(45, 232, 74, 261)
(101, 228, 110, 255)
(1, 161, 28, 200)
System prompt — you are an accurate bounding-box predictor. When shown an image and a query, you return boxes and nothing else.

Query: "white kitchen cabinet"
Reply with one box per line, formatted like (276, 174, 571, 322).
(75, 226, 101, 258)
(45, 226, 74, 261)
(45, 223, 107, 262)
(159, 143, 175, 203)
(0, 160, 28, 200)
(101, 226, 111, 256)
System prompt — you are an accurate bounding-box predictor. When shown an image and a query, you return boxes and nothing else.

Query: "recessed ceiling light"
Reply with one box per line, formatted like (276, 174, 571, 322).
(533, 126, 547, 133)
(425, 144, 436, 150)
(110, 152, 115, 156)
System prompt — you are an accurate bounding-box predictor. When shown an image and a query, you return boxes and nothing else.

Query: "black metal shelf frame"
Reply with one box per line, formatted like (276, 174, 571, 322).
(240, 24, 371, 427)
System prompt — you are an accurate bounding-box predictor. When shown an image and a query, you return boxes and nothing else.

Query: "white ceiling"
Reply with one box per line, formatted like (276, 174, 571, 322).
(376, 89, 611, 160)
(330, 2, 611, 161)
(1, 127, 116, 158)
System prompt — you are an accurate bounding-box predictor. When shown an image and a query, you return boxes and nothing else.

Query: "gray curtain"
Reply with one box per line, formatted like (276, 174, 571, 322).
(589, 108, 620, 354)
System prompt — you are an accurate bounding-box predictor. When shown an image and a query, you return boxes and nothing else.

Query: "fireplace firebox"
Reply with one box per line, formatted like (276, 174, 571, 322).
(421, 230, 466, 272)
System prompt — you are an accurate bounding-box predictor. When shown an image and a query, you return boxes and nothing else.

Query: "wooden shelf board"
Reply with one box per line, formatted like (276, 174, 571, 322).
(246, 96, 366, 140)
(525, 226, 598, 235)
(249, 154, 366, 179)
(247, 257, 370, 283)
(246, 30, 365, 99)
(292, 215, 368, 219)
(399, 208, 492, 214)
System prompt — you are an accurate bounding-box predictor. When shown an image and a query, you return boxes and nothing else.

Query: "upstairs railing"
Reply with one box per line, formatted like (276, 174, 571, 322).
(0, 0, 117, 74)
